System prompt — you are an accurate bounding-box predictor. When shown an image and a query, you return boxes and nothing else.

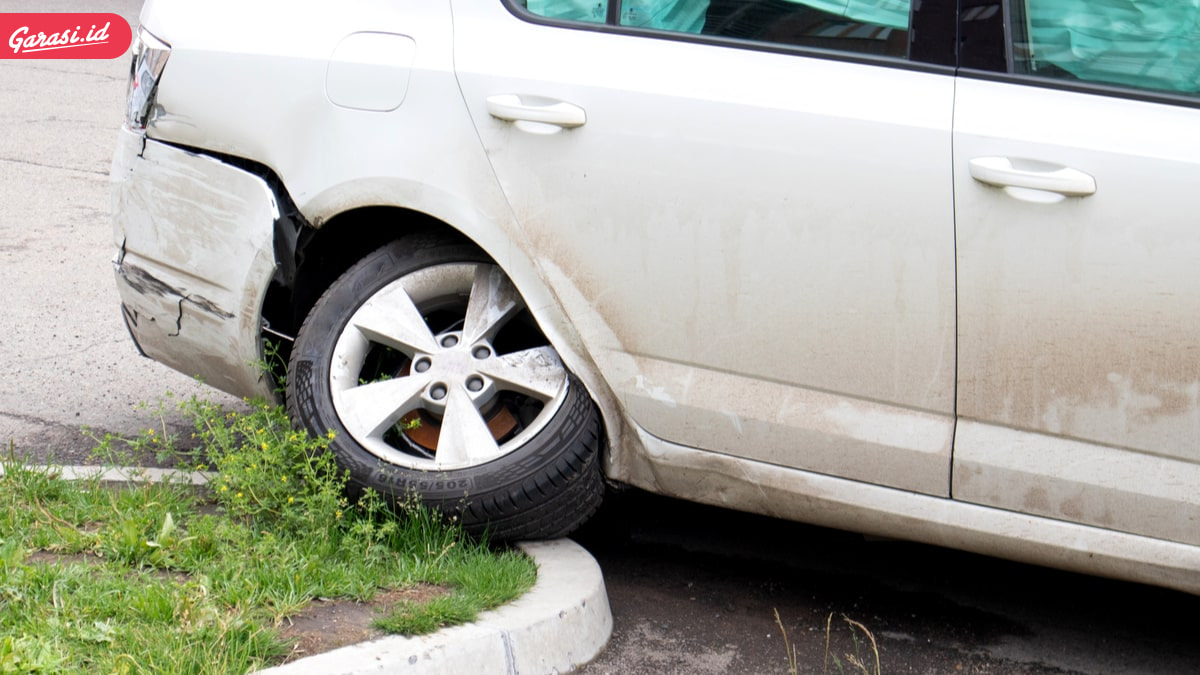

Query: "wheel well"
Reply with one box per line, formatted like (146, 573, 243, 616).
(261, 206, 475, 375)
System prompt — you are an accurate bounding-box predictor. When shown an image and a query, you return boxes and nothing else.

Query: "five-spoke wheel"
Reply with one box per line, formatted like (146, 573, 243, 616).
(288, 237, 604, 540)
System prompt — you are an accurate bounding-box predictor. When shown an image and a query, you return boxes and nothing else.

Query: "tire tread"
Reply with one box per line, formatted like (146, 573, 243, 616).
(287, 236, 605, 542)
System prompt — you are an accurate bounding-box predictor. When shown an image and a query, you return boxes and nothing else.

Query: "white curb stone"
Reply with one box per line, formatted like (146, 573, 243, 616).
(256, 539, 612, 675)
(0, 464, 214, 485)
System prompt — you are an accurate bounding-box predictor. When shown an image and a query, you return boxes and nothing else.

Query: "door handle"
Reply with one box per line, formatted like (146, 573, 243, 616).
(968, 157, 1096, 197)
(486, 94, 586, 128)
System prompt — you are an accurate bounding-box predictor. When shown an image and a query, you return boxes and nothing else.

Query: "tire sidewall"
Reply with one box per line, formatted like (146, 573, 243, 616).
(286, 237, 597, 512)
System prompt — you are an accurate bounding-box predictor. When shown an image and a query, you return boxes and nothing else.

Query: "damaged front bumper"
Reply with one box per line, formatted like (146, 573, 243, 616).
(111, 128, 278, 399)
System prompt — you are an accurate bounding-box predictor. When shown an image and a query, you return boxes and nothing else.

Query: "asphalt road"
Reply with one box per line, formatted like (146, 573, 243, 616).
(2, 2, 1198, 674)
(574, 489, 1200, 674)
(0, 0, 227, 465)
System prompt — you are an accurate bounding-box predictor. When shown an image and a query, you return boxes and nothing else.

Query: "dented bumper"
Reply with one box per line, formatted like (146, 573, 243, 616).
(110, 128, 277, 399)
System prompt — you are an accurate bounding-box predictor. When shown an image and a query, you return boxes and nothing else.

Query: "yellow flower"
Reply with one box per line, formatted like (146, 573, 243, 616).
(326, 430, 336, 439)
(280, 476, 287, 483)
(287, 496, 294, 504)
(236, 492, 244, 499)
(335, 510, 343, 519)
(260, 442, 268, 450)
(220, 486, 228, 492)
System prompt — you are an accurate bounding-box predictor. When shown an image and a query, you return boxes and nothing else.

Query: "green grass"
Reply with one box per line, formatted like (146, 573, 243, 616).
(0, 398, 536, 674)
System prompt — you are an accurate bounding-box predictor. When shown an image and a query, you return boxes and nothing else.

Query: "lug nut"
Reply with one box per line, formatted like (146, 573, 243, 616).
(414, 357, 431, 373)
(472, 346, 491, 359)
(441, 335, 459, 348)
(430, 384, 447, 400)
(467, 376, 484, 392)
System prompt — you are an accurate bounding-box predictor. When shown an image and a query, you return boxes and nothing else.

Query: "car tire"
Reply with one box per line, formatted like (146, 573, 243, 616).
(287, 236, 604, 541)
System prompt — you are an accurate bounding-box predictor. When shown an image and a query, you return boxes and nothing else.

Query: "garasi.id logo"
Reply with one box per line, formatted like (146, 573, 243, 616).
(3, 13, 132, 59)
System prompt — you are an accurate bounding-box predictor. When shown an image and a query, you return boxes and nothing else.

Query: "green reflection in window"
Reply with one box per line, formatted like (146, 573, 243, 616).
(1023, 0, 1200, 95)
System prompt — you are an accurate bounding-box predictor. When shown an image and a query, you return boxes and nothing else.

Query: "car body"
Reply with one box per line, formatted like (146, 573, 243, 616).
(112, 0, 1200, 593)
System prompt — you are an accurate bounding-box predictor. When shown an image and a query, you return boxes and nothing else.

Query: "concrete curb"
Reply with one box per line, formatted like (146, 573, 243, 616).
(0, 464, 214, 485)
(256, 539, 612, 675)
(2, 464, 613, 674)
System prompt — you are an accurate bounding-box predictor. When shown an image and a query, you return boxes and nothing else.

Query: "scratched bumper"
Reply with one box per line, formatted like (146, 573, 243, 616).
(111, 128, 277, 399)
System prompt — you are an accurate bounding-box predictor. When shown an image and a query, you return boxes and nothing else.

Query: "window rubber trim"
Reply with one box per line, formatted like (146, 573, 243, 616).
(958, 68, 1200, 110)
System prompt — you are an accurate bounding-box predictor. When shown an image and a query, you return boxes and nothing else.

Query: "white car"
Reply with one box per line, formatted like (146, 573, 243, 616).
(112, 0, 1200, 593)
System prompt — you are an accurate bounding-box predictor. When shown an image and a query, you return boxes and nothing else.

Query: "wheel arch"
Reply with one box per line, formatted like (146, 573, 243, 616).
(263, 188, 639, 483)
(285, 177, 540, 326)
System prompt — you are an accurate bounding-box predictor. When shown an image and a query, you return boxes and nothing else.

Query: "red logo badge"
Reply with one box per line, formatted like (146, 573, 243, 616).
(2, 13, 132, 59)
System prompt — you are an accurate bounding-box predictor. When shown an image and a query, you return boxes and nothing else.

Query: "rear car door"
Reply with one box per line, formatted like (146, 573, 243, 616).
(952, 1, 1200, 544)
(452, 0, 959, 495)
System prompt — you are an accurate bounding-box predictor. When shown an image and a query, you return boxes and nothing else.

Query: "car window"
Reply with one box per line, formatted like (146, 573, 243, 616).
(521, 0, 912, 57)
(526, 0, 607, 24)
(1013, 0, 1200, 96)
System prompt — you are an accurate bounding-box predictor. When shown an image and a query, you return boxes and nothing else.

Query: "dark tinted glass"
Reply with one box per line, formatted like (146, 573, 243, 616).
(522, 0, 913, 58)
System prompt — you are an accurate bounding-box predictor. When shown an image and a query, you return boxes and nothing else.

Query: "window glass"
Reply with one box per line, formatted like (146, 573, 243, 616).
(526, 0, 607, 24)
(619, 0, 708, 33)
(521, 0, 911, 57)
(701, 0, 908, 56)
(1015, 0, 1200, 96)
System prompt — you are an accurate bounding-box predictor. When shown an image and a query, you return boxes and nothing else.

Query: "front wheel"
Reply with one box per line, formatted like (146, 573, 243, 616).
(287, 237, 604, 541)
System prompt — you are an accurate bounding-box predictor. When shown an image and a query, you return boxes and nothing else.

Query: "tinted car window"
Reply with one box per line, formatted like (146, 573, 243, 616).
(701, 0, 908, 55)
(1013, 0, 1200, 96)
(526, 0, 607, 23)
(523, 0, 912, 57)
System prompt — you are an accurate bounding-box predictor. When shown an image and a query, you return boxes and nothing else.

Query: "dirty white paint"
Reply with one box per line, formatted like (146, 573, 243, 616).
(454, 15, 957, 413)
(954, 78, 1200, 543)
(626, 429, 1200, 595)
(633, 374, 677, 409)
(452, 0, 956, 496)
(111, 131, 277, 399)
(953, 420, 1200, 546)
(622, 355, 953, 496)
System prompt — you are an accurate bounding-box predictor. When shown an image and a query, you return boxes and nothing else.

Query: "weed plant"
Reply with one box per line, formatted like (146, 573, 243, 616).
(774, 609, 882, 675)
(0, 398, 536, 674)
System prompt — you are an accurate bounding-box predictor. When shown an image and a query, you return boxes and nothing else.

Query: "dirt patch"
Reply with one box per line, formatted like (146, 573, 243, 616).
(277, 584, 453, 664)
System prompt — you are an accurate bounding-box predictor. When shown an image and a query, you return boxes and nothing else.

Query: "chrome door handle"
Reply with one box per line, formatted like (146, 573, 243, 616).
(486, 94, 586, 128)
(968, 157, 1096, 197)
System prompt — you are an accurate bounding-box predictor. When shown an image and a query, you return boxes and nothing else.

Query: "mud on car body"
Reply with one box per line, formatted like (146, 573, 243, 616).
(113, 0, 1200, 592)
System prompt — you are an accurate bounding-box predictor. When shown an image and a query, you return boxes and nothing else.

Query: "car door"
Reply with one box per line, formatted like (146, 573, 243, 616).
(952, 0, 1200, 544)
(452, 0, 959, 494)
